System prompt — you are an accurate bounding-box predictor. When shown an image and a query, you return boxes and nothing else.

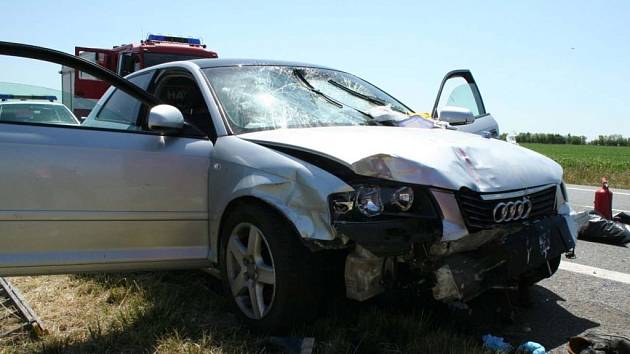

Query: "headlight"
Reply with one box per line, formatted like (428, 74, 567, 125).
(392, 186, 414, 211)
(330, 183, 432, 221)
(355, 185, 384, 217)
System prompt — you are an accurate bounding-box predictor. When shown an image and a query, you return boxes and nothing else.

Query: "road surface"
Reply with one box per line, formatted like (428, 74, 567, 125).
(506, 184, 630, 352)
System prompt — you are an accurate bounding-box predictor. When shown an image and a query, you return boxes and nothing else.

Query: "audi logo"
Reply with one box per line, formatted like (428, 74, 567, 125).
(492, 197, 532, 223)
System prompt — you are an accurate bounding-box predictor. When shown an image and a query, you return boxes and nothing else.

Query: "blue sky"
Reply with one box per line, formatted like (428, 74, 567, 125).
(1, 0, 629, 139)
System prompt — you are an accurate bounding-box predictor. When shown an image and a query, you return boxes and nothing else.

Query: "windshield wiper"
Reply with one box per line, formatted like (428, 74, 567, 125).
(293, 69, 378, 122)
(327, 79, 405, 113)
(293, 69, 342, 108)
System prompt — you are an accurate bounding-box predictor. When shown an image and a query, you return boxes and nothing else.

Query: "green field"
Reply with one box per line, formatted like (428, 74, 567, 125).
(521, 144, 630, 188)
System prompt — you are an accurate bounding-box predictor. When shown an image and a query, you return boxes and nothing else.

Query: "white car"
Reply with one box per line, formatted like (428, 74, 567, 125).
(0, 95, 80, 125)
(0, 42, 575, 330)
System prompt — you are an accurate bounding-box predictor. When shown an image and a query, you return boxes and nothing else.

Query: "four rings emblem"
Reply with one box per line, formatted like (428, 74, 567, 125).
(492, 197, 532, 223)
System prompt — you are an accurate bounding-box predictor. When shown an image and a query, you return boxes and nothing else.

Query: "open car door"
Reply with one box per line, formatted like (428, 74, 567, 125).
(431, 70, 499, 137)
(0, 42, 212, 276)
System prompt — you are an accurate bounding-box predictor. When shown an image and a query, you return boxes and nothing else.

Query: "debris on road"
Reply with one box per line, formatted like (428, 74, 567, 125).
(0, 277, 47, 338)
(578, 211, 630, 245)
(482, 334, 548, 353)
(568, 332, 630, 354)
(516, 341, 546, 354)
(482, 334, 513, 352)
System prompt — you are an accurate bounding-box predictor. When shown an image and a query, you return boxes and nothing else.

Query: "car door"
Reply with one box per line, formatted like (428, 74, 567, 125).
(431, 70, 499, 137)
(0, 42, 213, 276)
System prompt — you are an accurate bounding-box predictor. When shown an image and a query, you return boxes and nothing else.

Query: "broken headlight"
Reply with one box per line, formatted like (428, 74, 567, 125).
(355, 185, 384, 217)
(330, 183, 436, 221)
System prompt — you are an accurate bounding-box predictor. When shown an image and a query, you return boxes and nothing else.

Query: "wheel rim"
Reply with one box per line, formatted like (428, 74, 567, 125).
(226, 222, 276, 320)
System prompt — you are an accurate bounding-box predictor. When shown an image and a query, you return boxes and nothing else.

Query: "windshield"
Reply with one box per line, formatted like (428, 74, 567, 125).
(203, 66, 412, 134)
(0, 103, 78, 125)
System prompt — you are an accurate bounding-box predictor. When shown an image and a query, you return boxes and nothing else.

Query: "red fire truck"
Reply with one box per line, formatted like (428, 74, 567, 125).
(61, 34, 218, 118)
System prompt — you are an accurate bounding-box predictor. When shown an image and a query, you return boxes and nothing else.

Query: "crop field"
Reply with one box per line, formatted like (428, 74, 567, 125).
(521, 144, 630, 188)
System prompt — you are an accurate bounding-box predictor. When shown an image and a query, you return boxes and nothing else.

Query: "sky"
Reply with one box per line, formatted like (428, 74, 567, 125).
(1, 0, 629, 139)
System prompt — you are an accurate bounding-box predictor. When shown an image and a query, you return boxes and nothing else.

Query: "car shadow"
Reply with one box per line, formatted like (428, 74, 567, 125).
(35, 271, 599, 353)
(443, 285, 600, 350)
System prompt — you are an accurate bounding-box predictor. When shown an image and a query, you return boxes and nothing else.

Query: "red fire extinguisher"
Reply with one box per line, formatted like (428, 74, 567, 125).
(594, 177, 613, 220)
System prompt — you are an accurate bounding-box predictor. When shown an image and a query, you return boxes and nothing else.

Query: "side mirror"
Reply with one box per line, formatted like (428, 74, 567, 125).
(438, 106, 475, 125)
(148, 104, 185, 131)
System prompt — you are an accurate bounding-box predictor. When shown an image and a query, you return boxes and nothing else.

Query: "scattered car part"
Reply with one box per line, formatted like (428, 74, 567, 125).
(0, 277, 47, 338)
(568, 332, 630, 354)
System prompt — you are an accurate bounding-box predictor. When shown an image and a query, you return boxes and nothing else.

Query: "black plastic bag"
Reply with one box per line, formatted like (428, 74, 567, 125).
(613, 211, 630, 225)
(578, 211, 630, 245)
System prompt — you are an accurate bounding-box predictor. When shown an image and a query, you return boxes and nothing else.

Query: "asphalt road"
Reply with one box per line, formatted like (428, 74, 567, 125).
(500, 185, 630, 353)
(565, 183, 630, 213)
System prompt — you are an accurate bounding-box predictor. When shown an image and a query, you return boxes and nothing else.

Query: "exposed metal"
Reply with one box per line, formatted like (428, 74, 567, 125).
(479, 184, 556, 200)
(344, 245, 385, 301)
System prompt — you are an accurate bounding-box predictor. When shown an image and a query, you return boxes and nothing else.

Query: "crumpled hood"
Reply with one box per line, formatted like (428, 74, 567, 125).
(239, 126, 562, 192)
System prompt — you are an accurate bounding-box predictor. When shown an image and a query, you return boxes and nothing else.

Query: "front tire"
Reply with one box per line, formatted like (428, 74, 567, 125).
(220, 203, 321, 331)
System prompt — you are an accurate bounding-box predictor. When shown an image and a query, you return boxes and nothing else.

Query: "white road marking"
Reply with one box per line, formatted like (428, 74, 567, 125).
(559, 261, 630, 285)
(574, 205, 630, 213)
(567, 187, 630, 196)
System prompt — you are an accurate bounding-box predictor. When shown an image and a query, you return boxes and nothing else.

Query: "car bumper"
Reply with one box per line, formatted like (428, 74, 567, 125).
(432, 214, 575, 301)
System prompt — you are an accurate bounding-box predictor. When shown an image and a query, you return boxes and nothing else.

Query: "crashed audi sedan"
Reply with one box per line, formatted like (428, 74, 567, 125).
(0, 42, 576, 330)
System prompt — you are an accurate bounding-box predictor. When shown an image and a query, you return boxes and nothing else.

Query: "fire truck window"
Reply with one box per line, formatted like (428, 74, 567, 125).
(119, 54, 138, 76)
(94, 72, 153, 129)
(155, 76, 211, 135)
(78, 51, 105, 81)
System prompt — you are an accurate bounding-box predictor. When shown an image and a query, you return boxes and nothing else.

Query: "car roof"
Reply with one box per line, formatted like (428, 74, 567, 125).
(190, 58, 334, 70)
(0, 101, 65, 105)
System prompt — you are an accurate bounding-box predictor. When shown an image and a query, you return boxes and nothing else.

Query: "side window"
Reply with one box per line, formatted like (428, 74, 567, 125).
(94, 72, 154, 129)
(153, 72, 211, 136)
(435, 77, 481, 116)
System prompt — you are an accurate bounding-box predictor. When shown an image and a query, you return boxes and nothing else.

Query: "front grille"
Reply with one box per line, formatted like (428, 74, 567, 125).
(457, 185, 557, 230)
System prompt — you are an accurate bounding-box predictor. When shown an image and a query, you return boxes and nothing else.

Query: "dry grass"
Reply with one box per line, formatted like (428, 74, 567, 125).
(0, 271, 489, 354)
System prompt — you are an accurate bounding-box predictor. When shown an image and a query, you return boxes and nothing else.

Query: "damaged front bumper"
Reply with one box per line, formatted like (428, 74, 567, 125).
(342, 213, 575, 302)
(432, 214, 575, 301)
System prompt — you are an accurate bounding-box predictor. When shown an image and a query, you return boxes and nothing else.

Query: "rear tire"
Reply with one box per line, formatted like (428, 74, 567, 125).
(219, 203, 322, 331)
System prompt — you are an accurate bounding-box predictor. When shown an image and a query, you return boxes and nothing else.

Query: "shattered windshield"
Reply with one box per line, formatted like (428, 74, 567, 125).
(202, 66, 412, 134)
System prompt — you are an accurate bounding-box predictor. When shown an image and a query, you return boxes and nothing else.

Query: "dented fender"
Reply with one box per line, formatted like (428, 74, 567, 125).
(207, 136, 353, 263)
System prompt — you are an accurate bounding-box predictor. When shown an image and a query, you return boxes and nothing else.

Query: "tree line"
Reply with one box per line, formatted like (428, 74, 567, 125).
(498, 132, 630, 146)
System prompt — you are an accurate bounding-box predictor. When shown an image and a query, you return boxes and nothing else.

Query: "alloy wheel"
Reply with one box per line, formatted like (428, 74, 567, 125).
(225, 222, 276, 319)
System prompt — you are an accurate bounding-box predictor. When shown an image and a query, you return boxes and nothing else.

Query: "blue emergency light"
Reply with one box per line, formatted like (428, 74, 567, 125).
(0, 94, 57, 102)
(146, 34, 202, 45)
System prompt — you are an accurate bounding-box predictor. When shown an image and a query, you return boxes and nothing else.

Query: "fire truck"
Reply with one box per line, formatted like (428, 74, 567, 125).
(61, 34, 218, 118)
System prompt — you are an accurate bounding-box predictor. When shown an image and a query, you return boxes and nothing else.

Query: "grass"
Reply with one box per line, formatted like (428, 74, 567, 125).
(521, 143, 630, 188)
(1, 272, 490, 354)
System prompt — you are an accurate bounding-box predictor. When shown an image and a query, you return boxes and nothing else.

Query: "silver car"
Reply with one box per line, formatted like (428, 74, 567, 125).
(0, 42, 576, 330)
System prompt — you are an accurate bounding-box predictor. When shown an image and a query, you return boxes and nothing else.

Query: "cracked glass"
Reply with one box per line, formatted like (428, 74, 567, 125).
(203, 66, 411, 134)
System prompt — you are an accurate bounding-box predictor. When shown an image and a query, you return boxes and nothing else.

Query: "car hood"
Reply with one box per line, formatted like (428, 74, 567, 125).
(238, 126, 562, 192)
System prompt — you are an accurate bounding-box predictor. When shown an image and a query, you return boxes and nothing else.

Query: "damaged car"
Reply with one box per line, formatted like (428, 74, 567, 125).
(0, 42, 576, 330)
